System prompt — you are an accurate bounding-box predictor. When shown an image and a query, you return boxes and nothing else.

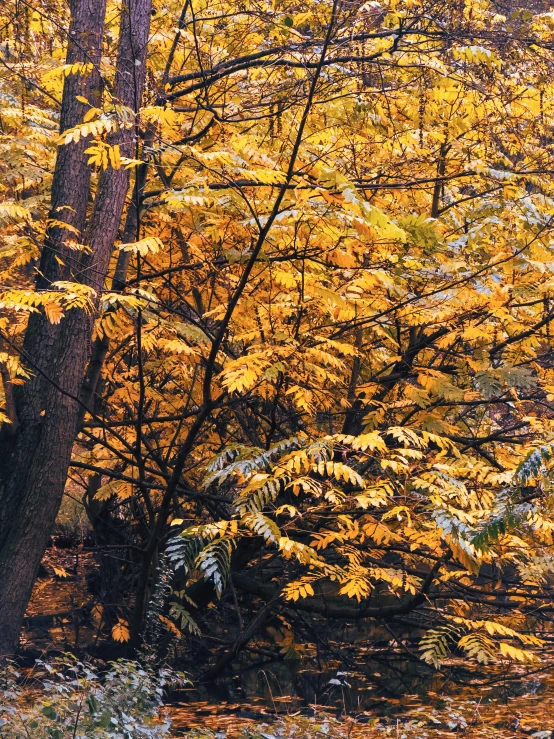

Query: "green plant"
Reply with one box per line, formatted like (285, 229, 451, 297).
(0, 656, 182, 738)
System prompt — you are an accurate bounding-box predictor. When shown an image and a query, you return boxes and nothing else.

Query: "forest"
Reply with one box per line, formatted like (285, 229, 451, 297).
(2, 0, 554, 735)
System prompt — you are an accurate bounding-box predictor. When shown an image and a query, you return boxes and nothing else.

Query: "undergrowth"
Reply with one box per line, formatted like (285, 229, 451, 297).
(0, 656, 183, 738)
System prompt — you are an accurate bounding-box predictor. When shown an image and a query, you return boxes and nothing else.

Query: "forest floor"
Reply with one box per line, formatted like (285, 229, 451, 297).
(167, 681, 554, 738)
(23, 544, 554, 739)
(22, 544, 98, 653)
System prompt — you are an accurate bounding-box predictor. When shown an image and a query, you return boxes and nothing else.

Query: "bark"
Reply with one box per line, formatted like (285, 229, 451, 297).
(77, 150, 150, 423)
(0, 0, 107, 543)
(0, 0, 152, 658)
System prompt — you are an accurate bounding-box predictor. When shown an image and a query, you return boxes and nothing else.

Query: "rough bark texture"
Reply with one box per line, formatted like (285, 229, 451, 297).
(0, 0, 152, 658)
(0, 0, 107, 543)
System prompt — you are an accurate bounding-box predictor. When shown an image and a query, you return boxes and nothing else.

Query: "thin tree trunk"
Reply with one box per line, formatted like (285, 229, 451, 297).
(0, 0, 152, 659)
(78, 153, 150, 422)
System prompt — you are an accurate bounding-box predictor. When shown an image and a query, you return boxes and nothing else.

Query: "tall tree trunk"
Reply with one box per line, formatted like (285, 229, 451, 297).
(0, 0, 107, 545)
(0, 0, 152, 659)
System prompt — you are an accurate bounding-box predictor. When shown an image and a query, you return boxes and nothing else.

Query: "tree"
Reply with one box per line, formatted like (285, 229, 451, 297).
(0, 0, 152, 656)
(2, 0, 554, 673)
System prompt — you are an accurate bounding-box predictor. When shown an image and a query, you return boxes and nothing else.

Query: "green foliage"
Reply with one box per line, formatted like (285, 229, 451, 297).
(0, 657, 181, 738)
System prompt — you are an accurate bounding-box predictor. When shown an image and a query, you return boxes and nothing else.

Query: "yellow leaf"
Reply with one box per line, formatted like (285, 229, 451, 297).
(112, 619, 130, 642)
(44, 301, 64, 324)
(119, 236, 164, 255)
(499, 642, 539, 663)
(159, 614, 183, 637)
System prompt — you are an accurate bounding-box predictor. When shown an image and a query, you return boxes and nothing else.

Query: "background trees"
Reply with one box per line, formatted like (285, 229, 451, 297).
(2, 0, 554, 676)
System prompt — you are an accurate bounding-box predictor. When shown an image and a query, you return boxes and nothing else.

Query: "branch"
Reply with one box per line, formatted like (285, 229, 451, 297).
(200, 585, 284, 681)
(490, 309, 554, 355)
(233, 554, 448, 620)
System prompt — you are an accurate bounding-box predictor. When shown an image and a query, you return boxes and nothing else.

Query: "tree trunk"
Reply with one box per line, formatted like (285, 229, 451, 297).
(0, 0, 107, 546)
(78, 153, 149, 422)
(0, 0, 152, 659)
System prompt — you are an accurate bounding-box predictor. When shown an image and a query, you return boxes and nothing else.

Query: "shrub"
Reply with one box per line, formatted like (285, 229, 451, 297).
(0, 656, 180, 738)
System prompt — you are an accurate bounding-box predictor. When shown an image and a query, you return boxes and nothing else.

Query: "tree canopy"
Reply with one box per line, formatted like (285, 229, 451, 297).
(2, 0, 554, 675)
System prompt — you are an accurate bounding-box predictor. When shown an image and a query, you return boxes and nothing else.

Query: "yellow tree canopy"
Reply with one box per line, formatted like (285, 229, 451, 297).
(2, 0, 554, 666)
